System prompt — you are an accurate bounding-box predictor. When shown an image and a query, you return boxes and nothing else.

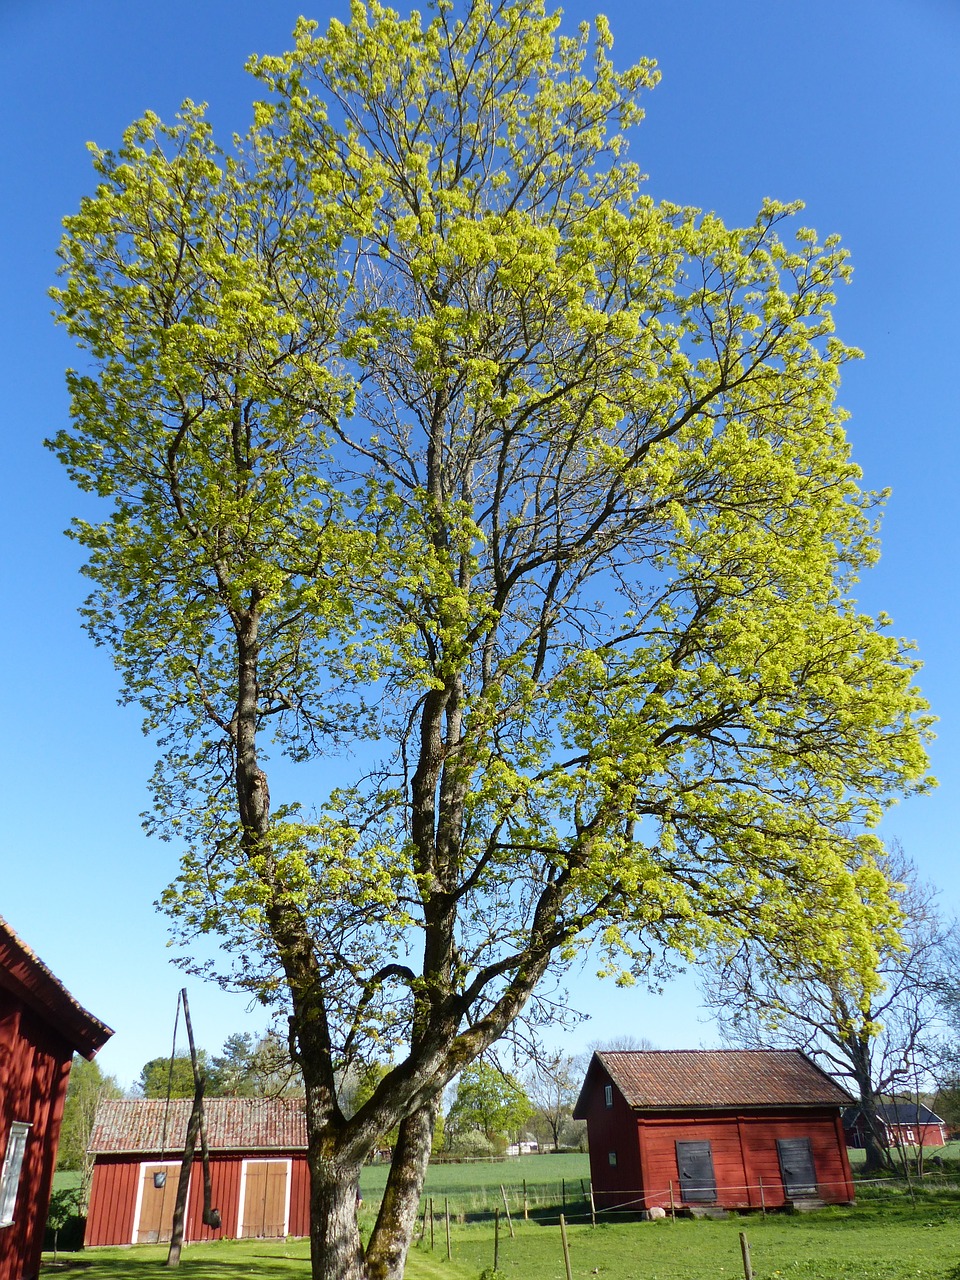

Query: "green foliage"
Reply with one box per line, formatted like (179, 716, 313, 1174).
(138, 1051, 205, 1099)
(448, 1064, 533, 1146)
(57, 1056, 123, 1174)
(209, 1031, 303, 1097)
(50, 0, 937, 1273)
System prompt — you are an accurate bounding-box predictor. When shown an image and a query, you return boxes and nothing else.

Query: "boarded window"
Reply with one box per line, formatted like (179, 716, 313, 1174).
(776, 1137, 818, 1197)
(240, 1160, 289, 1238)
(675, 1140, 716, 1203)
(134, 1163, 179, 1243)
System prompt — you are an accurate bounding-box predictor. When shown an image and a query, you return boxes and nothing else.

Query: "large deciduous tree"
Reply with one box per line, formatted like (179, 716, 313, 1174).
(51, 2, 932, 1277)
(699, 846, 949, 1173)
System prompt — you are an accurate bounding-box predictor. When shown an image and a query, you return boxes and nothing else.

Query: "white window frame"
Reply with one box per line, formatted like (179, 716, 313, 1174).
(604, 1084, 613, 1109)
(0, 1122, 31, 1228)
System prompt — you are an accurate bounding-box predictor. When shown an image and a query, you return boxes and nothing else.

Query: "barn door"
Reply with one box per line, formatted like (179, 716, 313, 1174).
(675, 1140, 717, 1202)
(240, 1160, 289, 1238)
(776, 1137, 818, 1197)
(135, 1163, 179, 1243)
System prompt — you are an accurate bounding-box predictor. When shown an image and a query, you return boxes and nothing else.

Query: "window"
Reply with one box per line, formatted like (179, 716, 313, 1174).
(0, 1123, 30, 1228)
(604, 1084, 613, 1108)
(608, 1151, 617, 1167)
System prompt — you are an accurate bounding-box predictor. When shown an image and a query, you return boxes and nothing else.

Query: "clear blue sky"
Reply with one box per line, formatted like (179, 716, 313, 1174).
(1, 0, 957, 1089)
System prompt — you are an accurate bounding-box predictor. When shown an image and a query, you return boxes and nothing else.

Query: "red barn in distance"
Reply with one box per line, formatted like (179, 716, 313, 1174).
(85, 1098, 310, 1246)
(574, 1049, 856, 1214)
(0, 915, 113, 1280)
(843, 1101, 947, 1151)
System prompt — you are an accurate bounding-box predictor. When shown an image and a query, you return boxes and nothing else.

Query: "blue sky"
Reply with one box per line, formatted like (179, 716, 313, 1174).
(1, 0, 957, 1088)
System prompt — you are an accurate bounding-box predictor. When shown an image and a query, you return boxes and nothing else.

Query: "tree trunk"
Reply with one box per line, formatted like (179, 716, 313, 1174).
(307, 1152, 367, 1280)
(365, 1101, 437, 1280)
(166, 1083, 203, 1267)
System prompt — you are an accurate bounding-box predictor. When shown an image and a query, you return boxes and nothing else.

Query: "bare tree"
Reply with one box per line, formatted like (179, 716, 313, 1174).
(699, 846, 950, 1172)
(526, 1052, 581, 1152)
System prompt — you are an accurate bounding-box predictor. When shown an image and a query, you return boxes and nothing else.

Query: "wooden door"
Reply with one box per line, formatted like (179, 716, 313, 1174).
(135, 1163, 179, 1243)
(240, 1160, 289, 1238)
(675, 1140, 717, 1203)
(776, 1137, 818, 1197)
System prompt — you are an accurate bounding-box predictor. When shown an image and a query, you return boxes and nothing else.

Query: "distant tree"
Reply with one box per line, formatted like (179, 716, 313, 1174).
(526, 1052, 580, 1152)
(138, 1051, 209, 1099)
(699, 847, 950, 1173)
(57, 1056, 123, 1206)
(447, 1063, 533, 1150)
(209, 1030, 304, 1097)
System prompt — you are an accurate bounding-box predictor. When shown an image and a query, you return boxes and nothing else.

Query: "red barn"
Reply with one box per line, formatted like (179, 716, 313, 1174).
(843, 1101, 947, 1150)
(85, 1097, 310, 1246)
(0, 915, 113, 1280)
(573, 1050, 855, 1213)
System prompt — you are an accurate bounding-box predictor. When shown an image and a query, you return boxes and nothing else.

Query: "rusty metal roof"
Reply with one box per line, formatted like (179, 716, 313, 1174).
(89, 1097, 308, 1154)
(574, 1050, 853, 1116)
(0, 913, 113, 1059)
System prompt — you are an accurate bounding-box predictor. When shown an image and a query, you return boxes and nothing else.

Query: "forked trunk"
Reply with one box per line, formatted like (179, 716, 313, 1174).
(365, 1101, 437, 1280)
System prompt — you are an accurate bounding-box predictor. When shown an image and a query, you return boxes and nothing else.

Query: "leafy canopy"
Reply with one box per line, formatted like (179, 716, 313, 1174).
(51, 0, 932, 1181)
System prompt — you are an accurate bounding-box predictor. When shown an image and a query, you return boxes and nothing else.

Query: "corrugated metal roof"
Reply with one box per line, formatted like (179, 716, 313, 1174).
(576, 1050, 853, 1115)
(89, 1097, 308, 1154)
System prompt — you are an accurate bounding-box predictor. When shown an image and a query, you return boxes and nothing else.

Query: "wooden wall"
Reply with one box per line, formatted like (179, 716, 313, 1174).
(0, 996, 73, 1280)
(85, 1152, 311, 1246)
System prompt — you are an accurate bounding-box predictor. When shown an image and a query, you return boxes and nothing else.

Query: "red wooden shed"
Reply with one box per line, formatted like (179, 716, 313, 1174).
(843, 1101, 947, 1150)
(0, 914, 113, 1280)
(85, 1097, 310, 1246)
(573, 1049, 856, 1213)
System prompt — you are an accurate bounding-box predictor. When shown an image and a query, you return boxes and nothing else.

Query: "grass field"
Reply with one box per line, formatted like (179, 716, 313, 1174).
(42, 1195, 960, 1280)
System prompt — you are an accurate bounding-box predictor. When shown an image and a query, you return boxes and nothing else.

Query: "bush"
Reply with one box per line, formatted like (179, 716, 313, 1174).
(448, 1131, 496, 1159)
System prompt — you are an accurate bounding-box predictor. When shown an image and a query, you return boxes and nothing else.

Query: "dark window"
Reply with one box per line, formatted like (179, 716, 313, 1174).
(675, 1140, 717, 1203)
(608, 1151, 617, 1167)
(604, 1084, 613, 1108)
(776, 1137, 818, 1197)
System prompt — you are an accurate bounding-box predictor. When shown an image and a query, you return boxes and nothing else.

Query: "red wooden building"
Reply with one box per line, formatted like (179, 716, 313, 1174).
(843, 1101, 947, 1150)
(0, 915, 113, 1280)
(85, 1098, 310, 1246)
(573, 1050, 856, 1213)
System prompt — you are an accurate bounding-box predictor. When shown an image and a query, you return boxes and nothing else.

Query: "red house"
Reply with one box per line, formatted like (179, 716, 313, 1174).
(0, 915, 113, 1280)
(85, 1098, 310, 1246)
(843, 1101, 947, 1150)
(573, 1050, 856, 1213)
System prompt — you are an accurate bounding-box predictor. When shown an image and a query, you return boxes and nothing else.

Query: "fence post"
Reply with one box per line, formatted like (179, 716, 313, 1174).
(523, 1178, 529, 1220)
(758, 1176, 766, 1218)
(494, 1208, 500, 1272)
(668, 1180, 676, 1222)
(445, 1198, 451, 1261)
(589, 1185, 596, 1228)
(500, 1184, 515, 1239)
(429, 1197, 435, 1250)
(559, 1214, 574, 1280)
(739, 1230, 753, 1280)
(562, 1178, 567, 1211)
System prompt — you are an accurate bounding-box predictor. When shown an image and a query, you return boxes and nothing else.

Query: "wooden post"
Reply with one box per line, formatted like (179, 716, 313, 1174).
(668, 1179, 676, 1222)
(445, 1198, 451, 1261)
(758, 1176, 766, 1218)
(589, 1186, 596, 1228)
(500, 1184, 515, 1238)
(523, 1178, 528, 1220)
(419, 1200, 428, 1242)
(739, 1230, 753, 1280)
(580, 1178, 586, 1200)
(165, 1082, 203, 1267)
(559, 1213, 573, 1280)
(494, 1208, 500, 1272)
(562, 1177, 567, 1210)
(429, 1197, 435, 1249)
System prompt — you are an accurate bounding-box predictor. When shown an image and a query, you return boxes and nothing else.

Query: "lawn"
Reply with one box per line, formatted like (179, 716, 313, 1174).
(43, 1192, 960, 1280)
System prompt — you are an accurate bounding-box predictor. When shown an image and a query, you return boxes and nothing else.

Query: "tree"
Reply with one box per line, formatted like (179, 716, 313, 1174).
(209, 1030, 304, 1097)
(56, 1056, 123, 1206)
(138, 1052, 208, 1100)
(447, 1063, 533, 1149)
(50, 2, 933, 1277)
(526, 1051, 580, 1152)
(699, 847, 949, 1172)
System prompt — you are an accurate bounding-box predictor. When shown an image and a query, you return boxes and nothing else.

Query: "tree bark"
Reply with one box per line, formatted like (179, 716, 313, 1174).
(166, 1082, 203, 1267)
(365, 1101, 437, 1280)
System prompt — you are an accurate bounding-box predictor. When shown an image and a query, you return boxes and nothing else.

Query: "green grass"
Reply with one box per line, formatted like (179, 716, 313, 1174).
(42, 1197, 960, 1280)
